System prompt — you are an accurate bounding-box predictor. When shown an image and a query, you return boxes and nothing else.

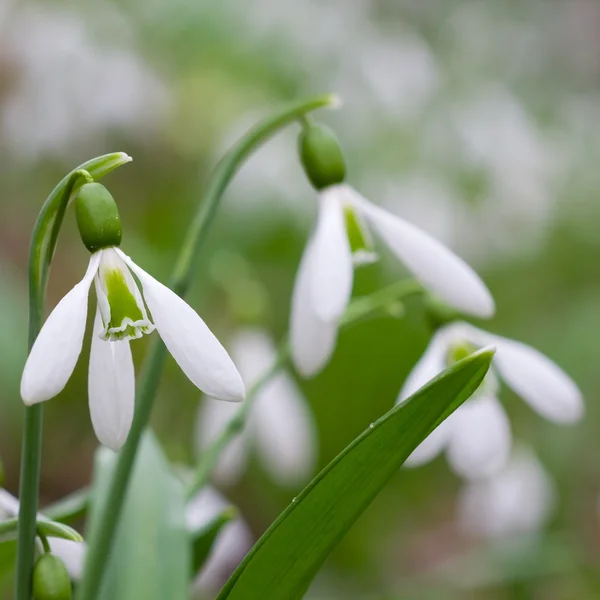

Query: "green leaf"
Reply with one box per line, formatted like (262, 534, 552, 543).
(191, 507, 236, 573)
(43, 487, 89, 525)
(217, 348, 494, 600)
(87, 432, 190, 600)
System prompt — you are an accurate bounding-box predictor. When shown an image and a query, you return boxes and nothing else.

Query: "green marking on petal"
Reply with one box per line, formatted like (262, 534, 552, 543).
(104, 269, 145, 331)
(446, 340, 477, 366)
(344, 204, 376, 259)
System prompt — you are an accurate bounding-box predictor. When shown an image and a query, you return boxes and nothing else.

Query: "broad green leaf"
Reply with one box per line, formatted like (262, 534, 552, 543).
(217, 348, 494, 600)
(87, 432, 190, 600)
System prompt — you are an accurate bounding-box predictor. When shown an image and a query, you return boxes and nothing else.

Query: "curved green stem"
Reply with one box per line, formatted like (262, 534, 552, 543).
(77, 93, 338, 600)
(186, 279, 424, 500)
(15, 153, 131, 600)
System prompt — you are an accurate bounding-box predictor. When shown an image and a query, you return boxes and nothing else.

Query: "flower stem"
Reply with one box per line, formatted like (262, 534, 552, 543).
(186, 278, 424, 499)
(15, 153, 131, 600)
(76, 94, 338, 600)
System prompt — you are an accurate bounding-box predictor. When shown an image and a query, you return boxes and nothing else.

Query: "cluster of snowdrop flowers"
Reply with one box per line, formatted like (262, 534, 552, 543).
(290, 121, 495, 377)
(196, 328, 316, 487)
(20, 179, 245, 450)
(399, 322, 583, 479)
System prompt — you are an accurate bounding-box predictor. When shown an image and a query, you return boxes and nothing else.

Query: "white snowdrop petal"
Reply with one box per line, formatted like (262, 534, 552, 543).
(88, 310, 135, 451)
(187, 488, 253, 591)
(447, 395, 511, 480)
(348, 190, 495, 318)
(253, 370, 317, 486)
(20, 252, 101, 405)
(309, 187, 354, 322)
(195, 397, 247, 485)
(49, 539, 86, 581)
(404, 417, 454, 467)
(397, 328, 451, 402)
(118, 250, 245, 402)
(290, 236, 340, 377)
(459, 447, 555, 538)
(488, 334, 583, 423)
(0, 489, 20, 517)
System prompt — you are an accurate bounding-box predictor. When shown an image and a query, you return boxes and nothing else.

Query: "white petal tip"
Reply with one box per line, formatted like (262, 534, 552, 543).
(219, 384, 246, 404)
(20, 380, 50, 406)
(327, 93, 343, 109)
(120, 153, 133, 163)
(292, 357, 324, 380)
(470, 293, 496, 319)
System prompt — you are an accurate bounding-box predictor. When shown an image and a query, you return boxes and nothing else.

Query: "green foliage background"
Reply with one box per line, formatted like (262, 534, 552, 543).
(1, 0, 599, 597)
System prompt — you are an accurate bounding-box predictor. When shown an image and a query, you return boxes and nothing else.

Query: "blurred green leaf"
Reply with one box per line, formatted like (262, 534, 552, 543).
(44, 488, 89, 525)
(217, 348, 494, 600)
(87, 432, 190, 600)
(191, 507, 236, 573)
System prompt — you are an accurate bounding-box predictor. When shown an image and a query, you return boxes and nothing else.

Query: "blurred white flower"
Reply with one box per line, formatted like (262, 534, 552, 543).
(196, 329, 317, 487)
(186, 486, 253, 595)
(400, 322, 583, 479)
(290, 184, 495, 377)
(458, 447, 555, 539)
(21, 246, 244, 450)
(0, 489, 85, 580)
(0, 3, 169, 160)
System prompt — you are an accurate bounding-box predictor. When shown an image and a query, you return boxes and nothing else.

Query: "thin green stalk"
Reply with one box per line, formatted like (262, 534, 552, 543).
(15, 153, 131, 600)
(77, 94, 338, 600)
(186, 279, 424, 500)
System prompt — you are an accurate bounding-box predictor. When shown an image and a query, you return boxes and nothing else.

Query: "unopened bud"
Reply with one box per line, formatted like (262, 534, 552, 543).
(75, 182, 122, 252)
(33, 553, 72, 600)
(298, 123, 346, 190)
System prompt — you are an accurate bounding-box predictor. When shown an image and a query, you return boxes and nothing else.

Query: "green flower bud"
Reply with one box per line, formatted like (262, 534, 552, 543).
(75, 182, 122, 252)
(298, 123, 346, 190)
(33, 554, 72, 600)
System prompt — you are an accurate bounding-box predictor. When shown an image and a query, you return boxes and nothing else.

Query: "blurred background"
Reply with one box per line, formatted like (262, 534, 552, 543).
(1, 0, 600, 597)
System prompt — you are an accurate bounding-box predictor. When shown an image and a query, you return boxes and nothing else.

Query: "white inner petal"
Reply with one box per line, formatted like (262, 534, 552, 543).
(94, 247, 155, 342)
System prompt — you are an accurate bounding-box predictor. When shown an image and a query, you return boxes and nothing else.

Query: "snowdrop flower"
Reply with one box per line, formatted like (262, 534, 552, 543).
(21, 182, 244, 450)
(458, 447, 555, 539)
(187, 486, 253, 595)
(291, 122, 495, 377)
(196, 328, 317, 487)
(400, 322, 583, 479)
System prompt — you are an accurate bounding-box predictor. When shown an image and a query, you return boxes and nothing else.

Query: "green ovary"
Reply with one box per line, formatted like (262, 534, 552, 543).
(104, 269, 146, 338)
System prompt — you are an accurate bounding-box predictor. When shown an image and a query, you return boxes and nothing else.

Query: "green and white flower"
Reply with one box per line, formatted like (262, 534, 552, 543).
(290, 185, 496, 377)
(21, 247, 245, 450)
(399, 322, 583, 479)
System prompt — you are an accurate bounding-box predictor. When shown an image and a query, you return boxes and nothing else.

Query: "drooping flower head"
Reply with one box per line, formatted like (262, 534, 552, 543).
(399, 322, 583, 479)
(290, 121, 495, 377)
(458, 446, 555, 540)
(21, 180, 245, 450)
(196, 328, 317, 487)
